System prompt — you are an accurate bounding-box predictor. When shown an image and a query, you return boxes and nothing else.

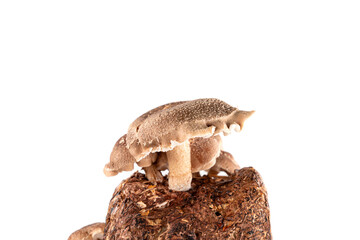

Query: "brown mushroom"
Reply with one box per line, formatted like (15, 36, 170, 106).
(126, 98, 254, 191)
(207, 150, 240, 177)
(189, 135, 222, 172)
(68, 222, 105, 240)
(103, 135, 134, 177)
(103, 134, 158, 177)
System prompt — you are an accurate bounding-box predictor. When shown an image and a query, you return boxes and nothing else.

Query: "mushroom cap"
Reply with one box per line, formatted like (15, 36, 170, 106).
(190, 135, 222, 172)
(68, 222, 105, 240)
(208, 150, 240, 176)
(127, 98, 254, 161)
(103, 134, 135, 177)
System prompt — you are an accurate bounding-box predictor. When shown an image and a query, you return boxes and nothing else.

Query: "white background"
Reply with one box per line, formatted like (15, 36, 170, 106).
(1, 1, 359, 239)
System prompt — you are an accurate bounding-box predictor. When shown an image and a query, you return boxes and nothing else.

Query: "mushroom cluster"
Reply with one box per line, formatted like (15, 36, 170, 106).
(104, 98, 254, 191)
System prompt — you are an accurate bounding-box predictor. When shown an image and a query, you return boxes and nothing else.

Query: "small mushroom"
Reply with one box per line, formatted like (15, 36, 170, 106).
(103, 134, 158, 177)
(142, 164, 165, 183)
(68, 222, 105, 240)
(207, 151, 240, 177)
(103, 135, 134, 177)
(189, 135, 222, 173)
(126, 98, 254, 191)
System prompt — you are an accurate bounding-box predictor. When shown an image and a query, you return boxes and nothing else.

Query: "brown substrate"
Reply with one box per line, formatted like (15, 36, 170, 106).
(104, 167, 271, 240)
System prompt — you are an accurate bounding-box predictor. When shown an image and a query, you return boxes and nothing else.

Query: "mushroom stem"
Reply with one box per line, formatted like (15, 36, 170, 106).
(166, 140, 192, 191)
(143, 165, 164, 183)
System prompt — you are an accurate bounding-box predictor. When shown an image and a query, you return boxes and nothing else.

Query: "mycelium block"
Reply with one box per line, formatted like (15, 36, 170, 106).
(104, 167, 271, 240)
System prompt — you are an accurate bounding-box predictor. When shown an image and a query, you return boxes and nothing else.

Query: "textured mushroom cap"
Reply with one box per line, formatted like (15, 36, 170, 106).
(127, 98, 254, 161)
(68, 222, 105, 240)
(103, 134, 135, 177)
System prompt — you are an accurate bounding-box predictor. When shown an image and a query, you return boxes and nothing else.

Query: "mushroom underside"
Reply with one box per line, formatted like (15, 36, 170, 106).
(141, 135, 222, 187)
(142, 150, 240, 187)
